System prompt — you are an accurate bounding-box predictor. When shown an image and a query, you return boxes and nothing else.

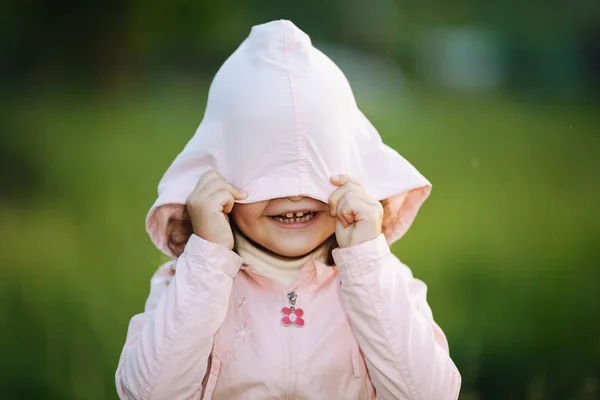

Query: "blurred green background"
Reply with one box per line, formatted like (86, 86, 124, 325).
(2, 1, 599, 399)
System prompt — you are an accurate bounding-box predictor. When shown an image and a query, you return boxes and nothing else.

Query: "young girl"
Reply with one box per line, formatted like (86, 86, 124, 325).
(116, 20, 461, 400)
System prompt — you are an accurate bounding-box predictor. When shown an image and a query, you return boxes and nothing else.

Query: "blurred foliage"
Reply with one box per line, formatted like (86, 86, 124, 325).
(3, 0, 600, 92)
(2, 1, 600, 399)
(2, 84, 599, 399)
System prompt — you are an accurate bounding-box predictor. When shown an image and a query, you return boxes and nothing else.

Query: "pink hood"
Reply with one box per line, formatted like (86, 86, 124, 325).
(147, 20, 431, 258)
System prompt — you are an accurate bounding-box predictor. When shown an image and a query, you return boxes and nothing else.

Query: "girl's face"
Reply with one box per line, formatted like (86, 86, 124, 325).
(231, 196, 336, 257)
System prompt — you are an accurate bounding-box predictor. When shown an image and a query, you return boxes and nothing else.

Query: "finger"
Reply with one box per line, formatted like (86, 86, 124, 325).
(337, 192, 377, 225)
(330, 174, 362, 187)
(194, 169, 220, 190)
(200, 172, 248, 200)
(337, 193, 361, 225)
(232, 188, 248, 200)
(208, 190, 236, 214)
(336, 197, 354, 227)
(328, 183, 365, 216)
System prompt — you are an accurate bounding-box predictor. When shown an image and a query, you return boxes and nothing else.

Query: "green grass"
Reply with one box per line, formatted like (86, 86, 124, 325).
(2, 84, 599, 399)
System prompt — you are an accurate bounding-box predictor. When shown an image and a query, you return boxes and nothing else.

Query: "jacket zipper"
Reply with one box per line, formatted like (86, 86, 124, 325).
(284, 289, 298, 399)
(285, 321, 294, 399)
(283, 273, 315, 399)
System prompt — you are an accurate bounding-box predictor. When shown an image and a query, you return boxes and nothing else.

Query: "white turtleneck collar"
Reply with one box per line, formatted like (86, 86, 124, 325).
(233, 228, 333, 289)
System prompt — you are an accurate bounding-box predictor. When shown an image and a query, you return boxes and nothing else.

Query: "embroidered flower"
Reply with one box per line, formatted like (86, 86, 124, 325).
(281, 307, 305, 327)
(232, 322, 253, 344)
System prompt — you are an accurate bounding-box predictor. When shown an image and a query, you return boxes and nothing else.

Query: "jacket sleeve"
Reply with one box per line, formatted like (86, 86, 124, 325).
(115, 234, 243, 400)
(332, 234, 461, 400)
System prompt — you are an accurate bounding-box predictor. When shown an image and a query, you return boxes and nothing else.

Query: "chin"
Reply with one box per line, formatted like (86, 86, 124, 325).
(267, 239, 320, 258)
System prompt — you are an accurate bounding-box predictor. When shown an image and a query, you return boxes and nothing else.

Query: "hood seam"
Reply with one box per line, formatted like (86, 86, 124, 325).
(282, 21, 306, 195)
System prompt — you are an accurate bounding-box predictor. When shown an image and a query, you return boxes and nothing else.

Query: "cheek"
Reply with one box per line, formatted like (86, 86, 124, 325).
(231, 203, 268, 232)
(231, 210, 251, 230)
(297, 214, 336, 240)
(322, 215, 337, 235)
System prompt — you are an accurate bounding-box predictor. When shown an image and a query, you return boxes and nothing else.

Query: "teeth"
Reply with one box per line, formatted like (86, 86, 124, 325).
(273, 211, 315, 224)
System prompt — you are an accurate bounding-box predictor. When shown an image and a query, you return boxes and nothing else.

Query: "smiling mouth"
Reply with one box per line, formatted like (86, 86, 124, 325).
(269, 211, 318, 224)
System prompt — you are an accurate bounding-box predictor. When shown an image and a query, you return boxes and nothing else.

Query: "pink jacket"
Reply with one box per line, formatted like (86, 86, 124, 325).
(116, 234, 460, 399)
(116, 19, 461, 399)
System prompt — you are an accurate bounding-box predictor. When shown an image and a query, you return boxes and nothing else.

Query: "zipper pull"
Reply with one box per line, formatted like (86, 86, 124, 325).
(287, 291, 297, 308)
(281, 291, 305, 327)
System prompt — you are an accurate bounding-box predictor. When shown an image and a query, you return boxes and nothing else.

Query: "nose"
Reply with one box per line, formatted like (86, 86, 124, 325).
(287, 196, 303, 202)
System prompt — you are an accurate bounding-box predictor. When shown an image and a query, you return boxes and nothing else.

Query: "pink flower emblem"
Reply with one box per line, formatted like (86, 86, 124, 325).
(281, 307, 305, 327)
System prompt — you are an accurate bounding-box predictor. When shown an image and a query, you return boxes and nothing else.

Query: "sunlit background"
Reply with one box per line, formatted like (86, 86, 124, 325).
(2, 1, 599, 399)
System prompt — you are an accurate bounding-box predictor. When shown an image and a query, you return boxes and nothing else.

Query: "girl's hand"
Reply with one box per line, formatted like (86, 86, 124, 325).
(186, 170, 248, 250)
(329, 175, 384, 248)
